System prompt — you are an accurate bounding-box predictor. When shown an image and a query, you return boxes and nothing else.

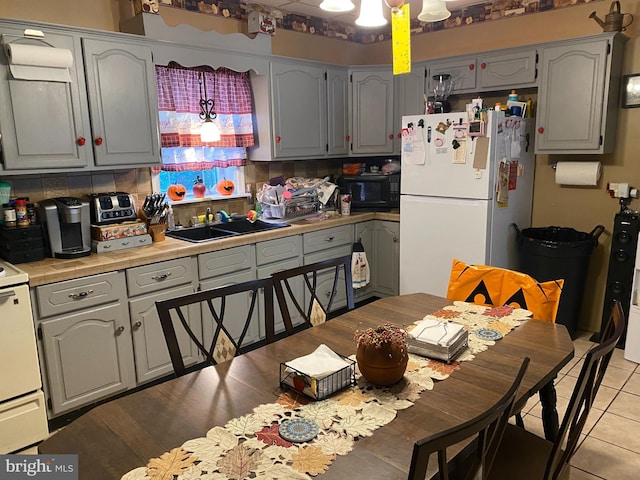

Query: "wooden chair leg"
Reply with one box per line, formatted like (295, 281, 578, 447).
(515, 412, 525, 429)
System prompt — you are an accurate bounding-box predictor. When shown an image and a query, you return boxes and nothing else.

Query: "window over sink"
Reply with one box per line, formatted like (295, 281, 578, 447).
(152, 63, 254, 202)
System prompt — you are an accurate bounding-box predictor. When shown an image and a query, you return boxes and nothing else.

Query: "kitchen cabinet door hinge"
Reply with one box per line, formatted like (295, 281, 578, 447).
(607, 42, 611, 55)
(47, 397, 52, 410)
(325, 144, 329, 152)
(350, 74, 352, 83)
(324, 71, 327, 80)
(600, 135, 603, 146)
(37, 326, 42, 340)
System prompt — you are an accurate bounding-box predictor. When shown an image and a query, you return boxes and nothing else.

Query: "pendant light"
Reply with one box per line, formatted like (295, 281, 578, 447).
(320, 0, 355, 12)
(417, 0, 451, 23)
(198, 70, 221, 143)
(356, 0, 388, 27)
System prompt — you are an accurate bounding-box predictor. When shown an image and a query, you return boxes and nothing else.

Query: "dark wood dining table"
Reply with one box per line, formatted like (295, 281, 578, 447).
(38, 293, 574, 479)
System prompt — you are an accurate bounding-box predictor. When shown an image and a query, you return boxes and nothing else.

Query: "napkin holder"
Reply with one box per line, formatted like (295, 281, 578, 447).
(280, 354, 356, 400)
(407, 324, 469, 363)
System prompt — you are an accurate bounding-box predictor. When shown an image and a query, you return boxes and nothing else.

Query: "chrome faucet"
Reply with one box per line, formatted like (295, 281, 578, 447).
(205, 207, 213, 225)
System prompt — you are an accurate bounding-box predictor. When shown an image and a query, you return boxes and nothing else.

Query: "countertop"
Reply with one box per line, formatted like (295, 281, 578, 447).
(21, 212, 399, 287)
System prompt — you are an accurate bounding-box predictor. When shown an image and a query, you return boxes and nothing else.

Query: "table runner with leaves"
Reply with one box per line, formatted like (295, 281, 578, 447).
(122, 302, 532, 480)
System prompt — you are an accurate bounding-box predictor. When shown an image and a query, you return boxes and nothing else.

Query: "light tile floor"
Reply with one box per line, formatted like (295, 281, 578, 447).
(518, 331, 640, 479)
(16, 332, 640, 479)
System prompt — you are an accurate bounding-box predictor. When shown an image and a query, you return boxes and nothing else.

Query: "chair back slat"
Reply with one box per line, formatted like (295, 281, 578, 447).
(408, 357, 530, 480)
(545, 299, 625, 479)
(272, 255, 355, 335)
(156, 277, 275, 377)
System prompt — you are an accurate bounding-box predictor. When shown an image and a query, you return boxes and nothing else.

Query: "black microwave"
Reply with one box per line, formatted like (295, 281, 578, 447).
(338, 173, 400, 211)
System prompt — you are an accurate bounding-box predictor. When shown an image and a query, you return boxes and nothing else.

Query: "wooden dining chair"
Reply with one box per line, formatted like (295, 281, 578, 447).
(487, 299, 626, 480)
(408, 357, 530, 480)
(272, 255, 354, 335)
(155, 277, 275, 377)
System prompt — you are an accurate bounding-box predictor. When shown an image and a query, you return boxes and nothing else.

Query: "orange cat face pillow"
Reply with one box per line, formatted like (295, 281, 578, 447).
(446, 259, 564, 322)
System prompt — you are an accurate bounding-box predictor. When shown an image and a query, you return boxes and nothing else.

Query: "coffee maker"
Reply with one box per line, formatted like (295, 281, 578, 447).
(40, 197, 91, 258)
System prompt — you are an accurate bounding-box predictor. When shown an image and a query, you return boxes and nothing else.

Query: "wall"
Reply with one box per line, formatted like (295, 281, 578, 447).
(3, 0, 640, 331)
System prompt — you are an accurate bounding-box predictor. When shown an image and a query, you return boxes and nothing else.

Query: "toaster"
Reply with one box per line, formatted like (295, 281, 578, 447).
(90, 192, 138, 225)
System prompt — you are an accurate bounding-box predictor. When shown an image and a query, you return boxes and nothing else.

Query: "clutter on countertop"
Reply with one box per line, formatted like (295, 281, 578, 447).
(257, 176, 340, 221)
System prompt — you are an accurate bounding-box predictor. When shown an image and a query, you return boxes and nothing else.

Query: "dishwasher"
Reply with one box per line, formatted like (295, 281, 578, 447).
(0, 261, 48, 453)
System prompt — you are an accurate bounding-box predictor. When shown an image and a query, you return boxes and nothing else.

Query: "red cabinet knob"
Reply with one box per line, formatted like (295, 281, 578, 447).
(94, 137, 103, 146)
(538, 127, 544, 134)
(388, 134, 394, 140)
(397, 133, 401, 139)
(346, 135, 350, 141)
(77, 137, 86, 146)
(275, 136, 281, 143)
(469, 64, 475, 70)
(481, 63, 486, 69)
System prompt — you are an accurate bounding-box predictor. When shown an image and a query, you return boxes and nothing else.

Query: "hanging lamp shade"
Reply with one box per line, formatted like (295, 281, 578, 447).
(356, 0, 388, 27)
(320, 0, 355, 12)
(417, 0, 451, 22)
(200, 118, 221, 142)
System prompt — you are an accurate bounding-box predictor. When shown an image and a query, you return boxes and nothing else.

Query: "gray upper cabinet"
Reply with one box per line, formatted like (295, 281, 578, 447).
(350, 68, 395, 155)
(327, 66, 349, 156)
(428, 56, 477, 95)
(394, 63, 427, 154)
(0, 21, 160, 173)
(0, 27, 90, 170)
(477, 48, 538, 89)
(270, 60, 327, 159)
(82, 38, 160, 166)
(535, 33, 625, 154)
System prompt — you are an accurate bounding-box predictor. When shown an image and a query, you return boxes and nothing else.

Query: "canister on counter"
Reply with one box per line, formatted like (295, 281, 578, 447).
(3, 204, 16, 227)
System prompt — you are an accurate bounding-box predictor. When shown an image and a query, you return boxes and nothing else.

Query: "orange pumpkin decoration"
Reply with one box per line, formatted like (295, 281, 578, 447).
(216, 179, 235, 196)
(167, 184, 187, 201)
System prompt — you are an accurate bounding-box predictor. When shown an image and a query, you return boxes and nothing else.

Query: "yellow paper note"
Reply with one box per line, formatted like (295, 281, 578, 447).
(392, 5, 410, 75)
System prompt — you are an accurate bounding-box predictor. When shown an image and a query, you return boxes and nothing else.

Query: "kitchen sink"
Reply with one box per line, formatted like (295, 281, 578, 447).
(166, 219, 289, 243)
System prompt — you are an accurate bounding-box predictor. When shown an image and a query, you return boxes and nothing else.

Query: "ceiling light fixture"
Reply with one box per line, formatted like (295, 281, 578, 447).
(417, 0, 451, 23)
(356, 0, 388, 27)
(198, 70, 221, 143)
(320, 0, 355, 12)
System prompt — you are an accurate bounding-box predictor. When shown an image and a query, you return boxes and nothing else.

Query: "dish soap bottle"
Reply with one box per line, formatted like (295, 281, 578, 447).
(508, 90, 518, 102)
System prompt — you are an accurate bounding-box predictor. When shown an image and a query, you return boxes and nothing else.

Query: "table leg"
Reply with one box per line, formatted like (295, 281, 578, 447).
(539, 376, 559, 442)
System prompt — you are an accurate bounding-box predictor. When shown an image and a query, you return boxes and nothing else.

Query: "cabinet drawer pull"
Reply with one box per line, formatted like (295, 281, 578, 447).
(69, 290, 94, 299)
(115, 325, 125, 335)
(132, 321, 142, 330)
(324, 236, 335, 242)
(151, 272, 172, 281)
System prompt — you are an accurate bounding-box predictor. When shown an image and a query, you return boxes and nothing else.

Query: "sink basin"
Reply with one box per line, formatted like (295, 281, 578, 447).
(166, 219, 289, 243)
(214, 219, 289, 235)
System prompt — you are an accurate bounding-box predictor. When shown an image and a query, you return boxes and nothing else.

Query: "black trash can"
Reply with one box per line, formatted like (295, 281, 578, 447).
(514, 224, 604, 339)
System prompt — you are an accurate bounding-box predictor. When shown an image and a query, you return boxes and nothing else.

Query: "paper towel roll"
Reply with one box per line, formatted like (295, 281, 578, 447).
(555, 161, 602, 186)
(5, 43, 73, 82)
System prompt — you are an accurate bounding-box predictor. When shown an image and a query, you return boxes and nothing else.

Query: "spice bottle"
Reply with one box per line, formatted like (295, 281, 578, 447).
(3, 204, 16, 227)
(15, 198, 28, 227)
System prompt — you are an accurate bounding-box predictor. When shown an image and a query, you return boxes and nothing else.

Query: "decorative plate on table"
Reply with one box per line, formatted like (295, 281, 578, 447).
(279, 417, 319, 443)
(473, 328, 503, 341)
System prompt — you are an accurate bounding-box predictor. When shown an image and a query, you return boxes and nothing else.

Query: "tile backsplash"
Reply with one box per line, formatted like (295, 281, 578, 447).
(0, 158, 344, 226)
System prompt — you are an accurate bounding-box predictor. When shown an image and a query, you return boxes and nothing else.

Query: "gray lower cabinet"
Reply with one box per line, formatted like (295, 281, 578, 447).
(199, 245, 260, 348)
(303, 225, 354, 312)
(256, 235, 302, 334)
(126, 257, 200, 385)
(34, 271, 135, 418)
(374, 221, 400, 297)
(535, 33, 625, 154)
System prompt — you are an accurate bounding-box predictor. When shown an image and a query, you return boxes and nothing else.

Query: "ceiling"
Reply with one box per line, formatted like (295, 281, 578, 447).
(248, 0, 487, 26)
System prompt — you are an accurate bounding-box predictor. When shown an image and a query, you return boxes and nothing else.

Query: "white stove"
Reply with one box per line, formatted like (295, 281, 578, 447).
(0, 260, 49, 453)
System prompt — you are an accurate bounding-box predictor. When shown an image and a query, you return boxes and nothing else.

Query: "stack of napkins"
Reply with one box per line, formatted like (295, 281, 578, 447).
(283, 344, 354, 399)
(407, 318, 468, 363)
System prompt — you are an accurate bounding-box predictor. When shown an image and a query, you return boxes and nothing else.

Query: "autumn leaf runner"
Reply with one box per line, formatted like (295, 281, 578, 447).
(121, 302, 531, 480)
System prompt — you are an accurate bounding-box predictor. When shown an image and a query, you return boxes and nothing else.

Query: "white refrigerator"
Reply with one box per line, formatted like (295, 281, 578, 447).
(399, 110, 535, 297)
